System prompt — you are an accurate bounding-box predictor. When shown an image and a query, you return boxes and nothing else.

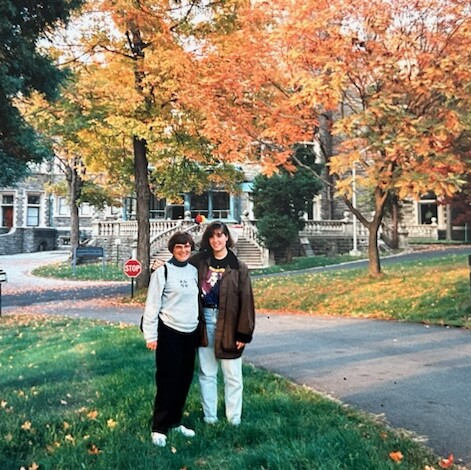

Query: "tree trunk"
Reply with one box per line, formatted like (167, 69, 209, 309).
(127, 27, 152, 289)
(367, 218, 382, 277)
(345, 187, 387, 277)
(318, 112, 335, 219)
(390, 195, 399, 250)
(366, 189, 389, 277)
(446, 204, 452, 240)
(65, 159, 83, 255)
(134, 136, 151, 289)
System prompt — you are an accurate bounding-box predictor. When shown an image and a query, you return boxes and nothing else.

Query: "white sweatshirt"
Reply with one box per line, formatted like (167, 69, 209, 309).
(142, 260, 199, 343)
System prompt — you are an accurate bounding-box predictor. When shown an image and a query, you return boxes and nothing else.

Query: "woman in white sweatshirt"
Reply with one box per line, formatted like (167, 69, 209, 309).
(142, 231, 199, 447)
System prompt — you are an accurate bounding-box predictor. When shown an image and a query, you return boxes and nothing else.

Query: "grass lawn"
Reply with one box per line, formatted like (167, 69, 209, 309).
(252, 252, 471, 328)
(31, 252, 363, 282)
(33, 251, 471, 328)
(33, 261, 129, 282)
(0, 315, 453, 470)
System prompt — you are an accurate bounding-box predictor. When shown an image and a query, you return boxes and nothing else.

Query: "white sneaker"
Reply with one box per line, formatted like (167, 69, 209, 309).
(203, 417, 218, 424)
(174, 425, 195, 437)
(151, 432, 167, 447)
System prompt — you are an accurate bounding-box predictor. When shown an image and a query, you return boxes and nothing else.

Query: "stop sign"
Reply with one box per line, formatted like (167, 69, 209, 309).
(123, 259, 142, 278)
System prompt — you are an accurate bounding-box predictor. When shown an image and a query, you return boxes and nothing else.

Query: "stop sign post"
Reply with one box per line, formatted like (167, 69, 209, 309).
(123, 259, 142, 298)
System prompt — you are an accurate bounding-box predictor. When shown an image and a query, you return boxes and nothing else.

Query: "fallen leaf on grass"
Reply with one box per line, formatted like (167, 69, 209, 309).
(438, 454, 454, 468)
(19, 463, 39, 470)
(46, 441, 61, 453)
(87, 410, 99, 420)
(107, 418, 117, 429)
(389, 451, 404, 463)
(88, 444, 102, 455)
(21, 421, 32, 431)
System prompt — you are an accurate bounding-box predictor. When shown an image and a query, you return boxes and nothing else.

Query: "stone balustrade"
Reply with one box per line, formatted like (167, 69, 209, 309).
(94, 220, 191, 238)
(404, 224, 438, 239)
(300, 220, 369, 238)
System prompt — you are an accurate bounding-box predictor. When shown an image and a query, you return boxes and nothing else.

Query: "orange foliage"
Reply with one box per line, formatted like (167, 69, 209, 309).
(389, 450, 404, 463)
(177, 0, 471, 276)
(177, 0, 471, 201)
(438, 454, 454, 468)
(62, 0, 471, 205)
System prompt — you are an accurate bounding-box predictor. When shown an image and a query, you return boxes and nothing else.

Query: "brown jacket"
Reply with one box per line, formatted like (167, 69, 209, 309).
(190, 250, 255, 359)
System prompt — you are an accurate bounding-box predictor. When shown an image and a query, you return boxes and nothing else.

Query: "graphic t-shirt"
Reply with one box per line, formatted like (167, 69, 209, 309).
(201, 255, 229, 307)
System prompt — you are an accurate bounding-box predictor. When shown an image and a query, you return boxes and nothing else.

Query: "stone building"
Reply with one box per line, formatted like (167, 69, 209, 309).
(0, 158, 466, 260)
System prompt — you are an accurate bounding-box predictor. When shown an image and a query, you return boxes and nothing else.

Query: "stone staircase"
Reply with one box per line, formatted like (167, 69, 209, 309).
(232, 235, 266, 269)
(150, 234, 266, 270)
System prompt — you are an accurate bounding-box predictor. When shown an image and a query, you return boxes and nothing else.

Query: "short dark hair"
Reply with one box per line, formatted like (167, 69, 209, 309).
(168, 232, 195, 253)
(200, 221, 235, 251)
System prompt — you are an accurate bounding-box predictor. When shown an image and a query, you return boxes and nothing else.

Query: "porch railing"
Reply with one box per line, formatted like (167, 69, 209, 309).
(149, 221, 200, 254)
(381, 220, 438, 241)
(299, 220, 367, 236)
(95, 220, 190, 238)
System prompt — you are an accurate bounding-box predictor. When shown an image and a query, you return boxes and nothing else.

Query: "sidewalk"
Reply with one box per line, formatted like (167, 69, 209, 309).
(2, 251, 470, 467)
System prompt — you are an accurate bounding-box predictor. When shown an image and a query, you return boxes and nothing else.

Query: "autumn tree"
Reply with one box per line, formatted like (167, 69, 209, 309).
(189, 0, 471, 276)
(55, 1, 246, 288)
(24, 75, 122, 252)
(0, 0, 84, 187)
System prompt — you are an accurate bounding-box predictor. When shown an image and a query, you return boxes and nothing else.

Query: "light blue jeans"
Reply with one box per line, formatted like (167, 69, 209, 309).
(198, 307, 243, 424)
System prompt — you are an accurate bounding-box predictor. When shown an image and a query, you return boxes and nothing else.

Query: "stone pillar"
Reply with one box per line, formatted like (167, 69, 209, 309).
(398, 226, 409, 250)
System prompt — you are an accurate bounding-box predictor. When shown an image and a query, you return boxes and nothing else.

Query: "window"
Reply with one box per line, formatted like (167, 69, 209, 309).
(190, 191, 231, 219)
(57, 197, 70, 216)
(149, 196, 166, 219)
(212, 191, 230, 219)
(80, 203, 91, 216)
(1, 194, 14, 228)
(418, 192, 438, 224)
(191, 193, 208, 218)
(27, 194, 41, 227)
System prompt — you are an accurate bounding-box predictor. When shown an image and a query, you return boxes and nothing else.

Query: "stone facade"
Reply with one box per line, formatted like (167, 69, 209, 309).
(1, 157, 466, 259)
(0, 227, 57, 254)
(0, 162, 96, 255)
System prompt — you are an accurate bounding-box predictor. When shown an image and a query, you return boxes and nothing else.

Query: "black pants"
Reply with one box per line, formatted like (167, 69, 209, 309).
(152, 320, 197, 434)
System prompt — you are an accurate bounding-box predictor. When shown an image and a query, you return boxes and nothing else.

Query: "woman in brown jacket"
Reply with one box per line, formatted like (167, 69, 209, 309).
(190, 221, 255, 425)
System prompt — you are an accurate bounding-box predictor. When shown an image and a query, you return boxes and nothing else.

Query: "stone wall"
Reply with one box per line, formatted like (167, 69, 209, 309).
(309, 236, 354, 256)
(0, 228, 58, 255)
(272, 235, 355, 263)
(92, 235, 137, 264)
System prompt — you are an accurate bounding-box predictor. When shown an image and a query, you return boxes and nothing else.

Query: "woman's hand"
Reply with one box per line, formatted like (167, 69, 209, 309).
(236, 341, 245, 350)
(147, 341, 158, 350)
(150, 259, 165, 271)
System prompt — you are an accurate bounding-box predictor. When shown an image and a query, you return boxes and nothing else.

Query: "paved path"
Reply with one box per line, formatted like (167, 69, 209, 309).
(1, 251, 470, 467)
(248, 314, 471, 468)
(0, 251, 128, 307)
